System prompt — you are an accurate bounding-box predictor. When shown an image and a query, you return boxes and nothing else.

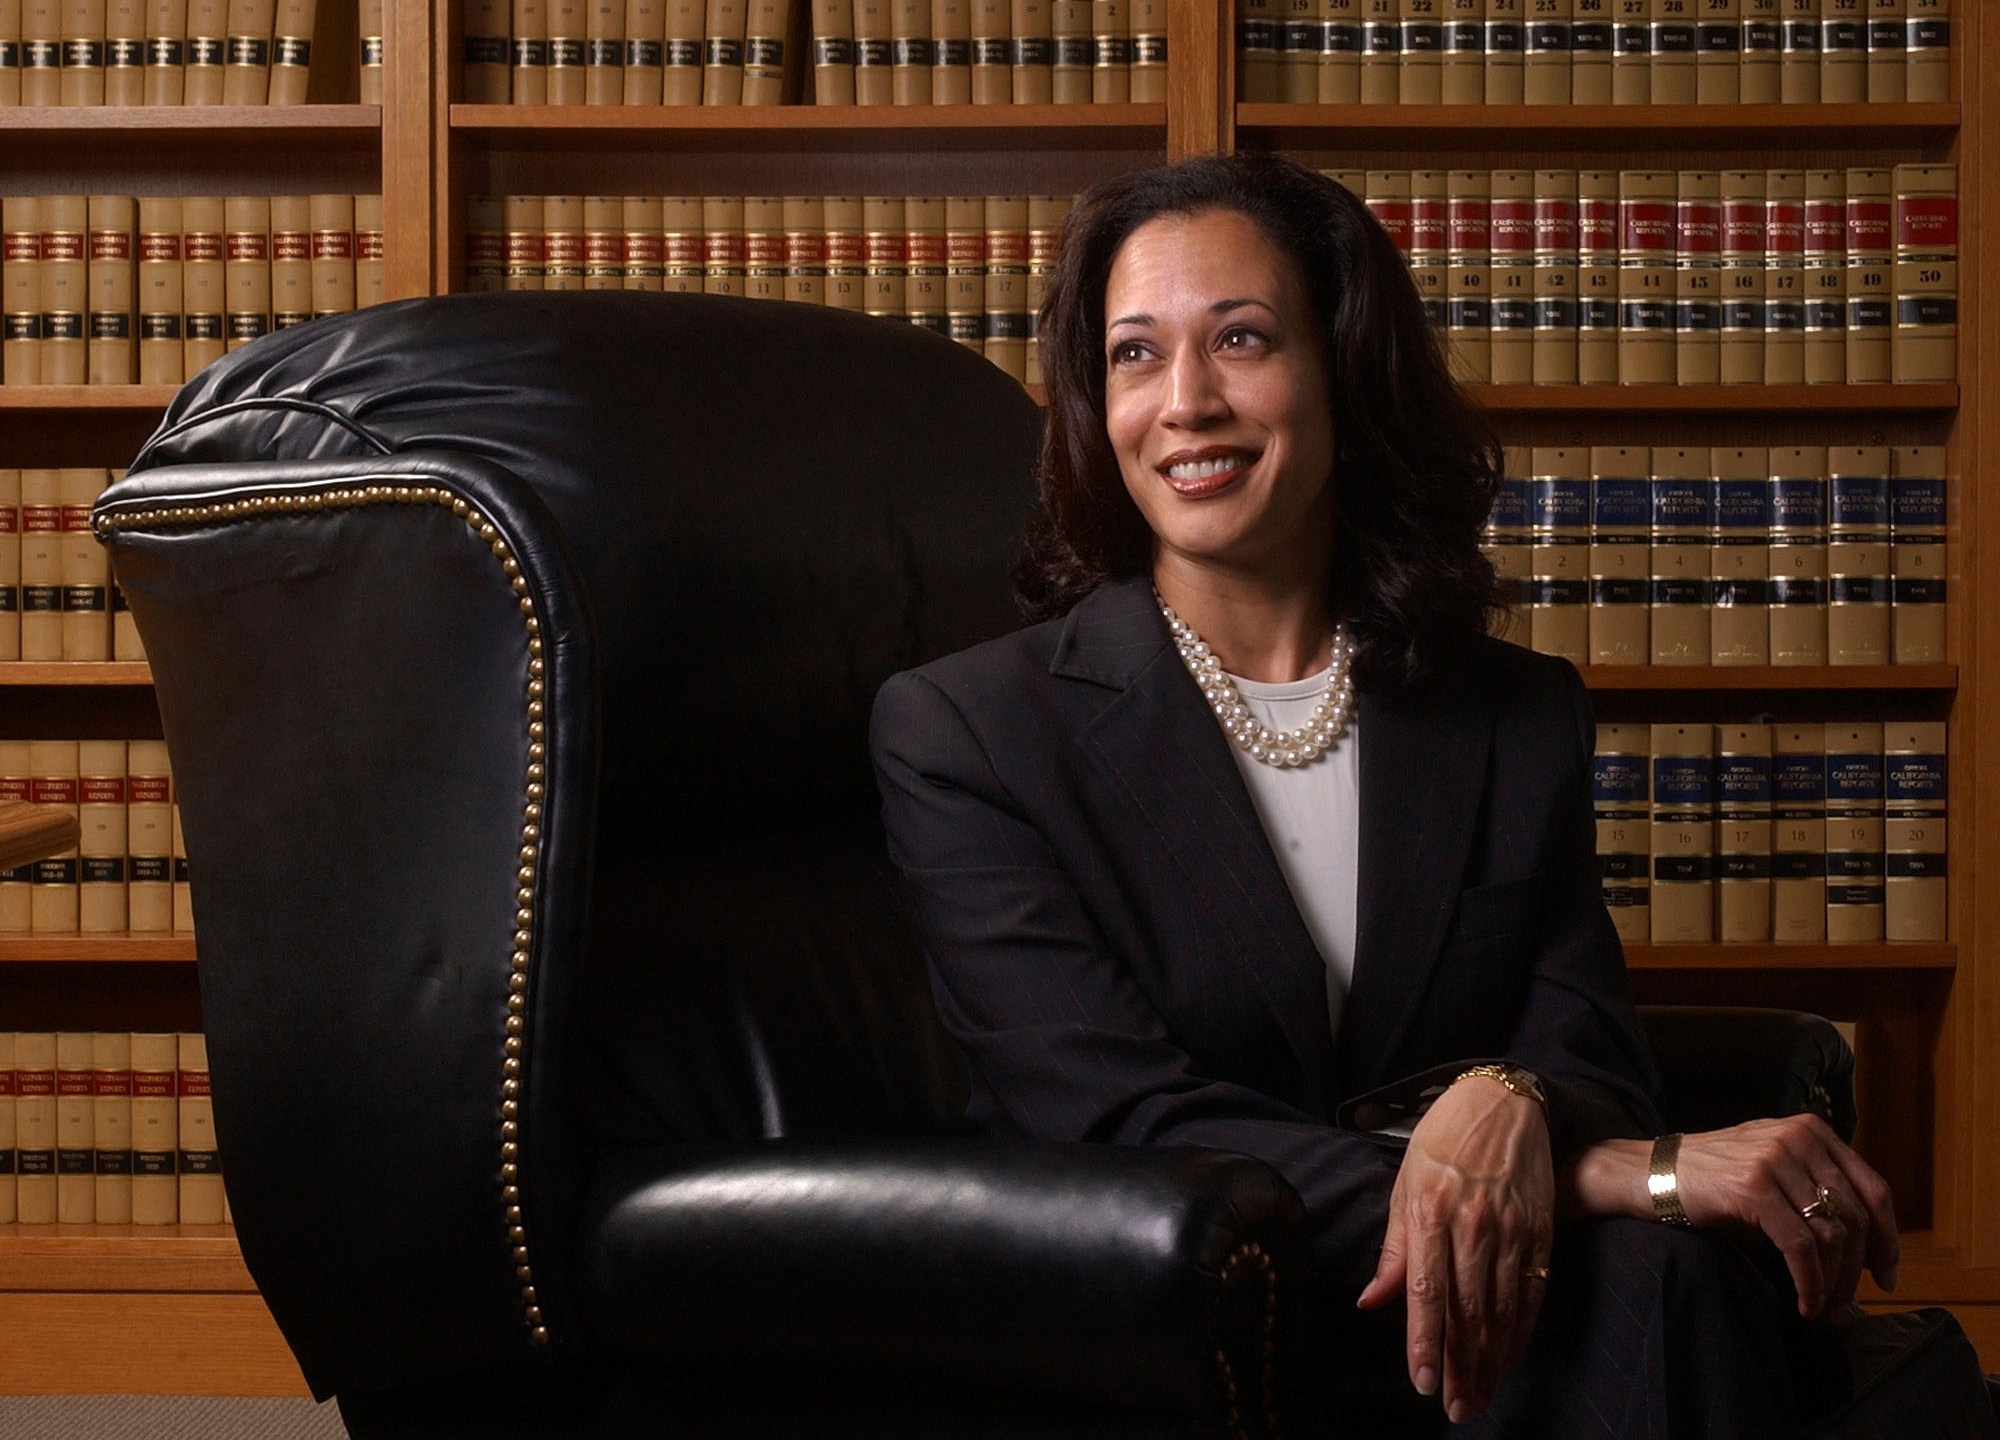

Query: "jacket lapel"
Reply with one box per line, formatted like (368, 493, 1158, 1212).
(1054, 578, 1340, 1114)
(1339, 650, 1497, 1095)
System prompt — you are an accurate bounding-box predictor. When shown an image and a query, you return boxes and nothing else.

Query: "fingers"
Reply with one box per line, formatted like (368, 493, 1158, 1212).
(1357, 1208, 1409, 1312)
(1403, 1200, 1449, 1405)
(1828, 1144, 1901, 1291)
(1442, 1203, 1490, 1424)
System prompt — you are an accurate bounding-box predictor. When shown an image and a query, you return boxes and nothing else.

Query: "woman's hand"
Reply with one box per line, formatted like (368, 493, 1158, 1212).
(1567, 1114, 1899, 1320)
(1356, 1073, 1555, 1425)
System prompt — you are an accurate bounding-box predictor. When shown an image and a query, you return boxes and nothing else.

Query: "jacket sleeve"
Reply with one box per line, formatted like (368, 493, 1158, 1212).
(871, 666, 1403, 1298)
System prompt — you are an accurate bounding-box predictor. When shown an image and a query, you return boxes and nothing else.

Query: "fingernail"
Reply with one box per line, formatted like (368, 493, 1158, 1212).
(1415, 1365, 1437, 1396)
(1448, 1400, 1471, 1425)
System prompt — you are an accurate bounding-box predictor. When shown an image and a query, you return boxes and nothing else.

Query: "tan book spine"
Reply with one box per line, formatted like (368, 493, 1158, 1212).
(942, 195, 982, 342)
(177, 1031, 224, 1224)
(1024, 191, 1066, 385)
(1609, 0, 1647, 101)
(1522, 0, 1570, 102)
(1843, 166, 1891, 385)
(108, 466, 139, 659)
(1708, 445, 1769, 664)
(268, 192, 310, 328)
(1485, 0, 1525, 99)
(0, 469, 17, 663)
(1824, 722, 1884, 943)
(812, 0, 856, 100)
(1584, 444, 1647, 665)
(1694, 0, 1738, 100)
(512, 0, 548, 103)
(357, 0, 382, 101)
(1239, 0, 1280, 101)
(581, 194, 622, 289)
(137, 198, 184, 383)
(2, 198, 39, 385)
(106, 0, 146, 101)
(15, 1033, 56, 1223)
(781, 194, 824, 302)
(1903, 0, 1943, 101)
(21, 0, 59, 104)
(1892, 162, 1955, 385)
(662, 0, 702, 100)
(743, 0, 792, 101)
(1739, 0, 1778, 98)
(129, 1031, 177, 1223)
(1049, 0, 1085, 100)
(584, 0, 623, 101)
(307, 191, 353, 316)
(1784, 720, 1832, 944)
(1818, 0, 1862, 98)
(142, 0, 183, 100)
(1297, 0, 1349, 103)
(905, 194, 948, 333)
(1527, 444, 1589, 663)
(822, 193, 864, 309)
(1572, 0, 1611, 100)
(1530, 168, 1577, 385)
(0, 0, 22, 106)
(502, 193, 545, 289)
(546, 0, 586, 102)
(20, 470, 61, 662)
(930, 0, 969, 99)
(966, 0, 1005, 101)
(1319, 0, 1361, 101)
(1128, 0, 1160, 98)
(1615, 169, 1674, 385)
(1717, 168, 1764, 385)
(29, 740, 79, 933)
(183, 0, 225, 101)
(1673, 169, 1719, 386)
(263, 0, 309, 101)
(40, 194, 88, 387)
(1594, 724, 1650, 944)
(621, 0, 664, 102)
(466, 196, 504, 291)
(91, 1030, 132, 1224)
(1397, 0, 1441, 99)
(58, 466, 108, 662)
(171, 801, 191, 932)
(55, 1032, 93, 1222)
(127, 741, 172, 932)
(1863, 0, 1901, 99)
(464, 0, 512, 101)
(58, 0, 106, 105)
(221, 0, 272, 102)
(1445, 169, 1489, 384)
(1089, 0, 1125, 101)
(701, 194, 745, 295)
(1767, 444, 1828, 665)
(1883, 720, 1945, 942)
(1008, 0, 1048, 100)
(890, 0, 931, 100)
(862, 192, 904, 316)
(1648, 445, 1711, 665)
(1778, 0, 1815, 99)
(1487, 169, 1533, 385)
(1649, 722, 1715, 943)
(1484, 449, 1531, 649)
(1649, 0, 1694, 100)
(982, 193, 1027, 379)
(1888, 443, 1944, 665)
(353, 193, 382, 308)
(853, 0, 891, 100)
(1762, 168, 1804, 385)
(1403, 169, 1444, 344)
(628, 191, 670, 278)
(1825, 444, 1889, 666)
(1714, 723, 1772, 942)
(1801, 169, 1844, 385)
(542, 193, 584, 290)
(0, 1033, 14, 1225)
(222, 193, 269, 349)
(658, 195, 704, 294)
(741, 194, 784, 300)
(0, 745, 30, 933)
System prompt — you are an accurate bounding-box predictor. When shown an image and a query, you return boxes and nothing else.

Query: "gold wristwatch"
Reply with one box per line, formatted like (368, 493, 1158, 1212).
(1455, 1062, 1547, 1107)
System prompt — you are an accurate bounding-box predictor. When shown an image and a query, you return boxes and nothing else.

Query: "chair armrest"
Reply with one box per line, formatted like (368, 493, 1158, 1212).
(581, 1137, 1308, 1427)
(1638, 1006, 1858, 1142)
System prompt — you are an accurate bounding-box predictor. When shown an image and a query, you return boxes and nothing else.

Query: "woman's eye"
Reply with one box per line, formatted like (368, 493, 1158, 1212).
(1218, 326, 1268, 352)
(1108, 340, 1147, 365)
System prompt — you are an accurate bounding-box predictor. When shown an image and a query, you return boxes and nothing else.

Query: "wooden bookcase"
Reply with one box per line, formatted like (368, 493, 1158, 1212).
(2, 0, 1994, 1395)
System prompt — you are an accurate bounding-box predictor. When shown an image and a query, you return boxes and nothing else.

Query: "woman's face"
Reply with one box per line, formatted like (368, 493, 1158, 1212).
(1102, 206, 1336, 588)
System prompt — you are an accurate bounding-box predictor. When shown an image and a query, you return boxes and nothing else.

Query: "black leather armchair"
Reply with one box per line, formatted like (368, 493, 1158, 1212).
(95, 293, 1864, 1439)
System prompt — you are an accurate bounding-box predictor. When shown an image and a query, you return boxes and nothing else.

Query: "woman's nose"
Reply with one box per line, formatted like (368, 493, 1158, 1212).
(1160, 346, 1228, 427)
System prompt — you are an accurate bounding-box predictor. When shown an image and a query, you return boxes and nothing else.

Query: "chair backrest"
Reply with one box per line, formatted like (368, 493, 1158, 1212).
(96, 293, 1044, 1399)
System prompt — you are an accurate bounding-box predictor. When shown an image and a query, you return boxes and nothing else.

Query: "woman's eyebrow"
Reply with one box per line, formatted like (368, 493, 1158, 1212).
(1108, 298, 1278, 330)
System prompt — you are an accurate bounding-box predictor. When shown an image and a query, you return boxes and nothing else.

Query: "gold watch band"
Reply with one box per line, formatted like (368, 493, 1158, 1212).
(1649, 1132, 1692, 1227)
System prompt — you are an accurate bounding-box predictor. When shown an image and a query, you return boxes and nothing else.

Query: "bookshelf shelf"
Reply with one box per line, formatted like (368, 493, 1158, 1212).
(1623, 943, 1956, 971)
(0, 387, 179, 413)
(1472, 384, 1959, 414)
(0, 663, 156, 687)
(0, 1225, 250, 1292)
(0, 104, 379, 137)
(0, 937, 196, 963)
(1234, 101, 1961, 149)
(451, 102, 1169, 153)
(1579, 665, 1958, 693)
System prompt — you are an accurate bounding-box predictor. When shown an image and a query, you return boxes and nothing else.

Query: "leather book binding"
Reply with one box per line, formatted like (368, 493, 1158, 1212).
(14, 1032, 56, 1225)
(1585, 443, 1648, 666)
(1673, 169, 1720, 386)
(92, 1030, 133, 1225)
(1888, 443, 1945, 665)
(221, 0, 273, 103)
(137, 195, 185, 383)
(55, 1031, 94, 1223)
(1649, 722, 1716, 944)
(1826, 444, 1891, 666)
(127, 741, 173, 934)
(1801, 168, 1845, 385)
(1843, 166, 1892, 385)
(1647, 445, 1712, 665)
(1883, 720, 1946, 942)
(180, 195, 226, 372)
(177, 1032, 224, 1224)
(265, 0, 314, 103)
(1824, 722, 1886, 943)
(268, 193, 312, 327)
(222, 193, 271, 350)
(1715, 723, 1774, 942)
(1766, 444, 1828, 666)
(129, 1031, 178, 1224)
(1487, 168, 1534, 384)
(1594, 723, 1651, 944)
(39, 193, 87, 386)
(1708, 445, 1770, 665)
(1528, 443, 1589, 663)
(58, 469, 109, 661)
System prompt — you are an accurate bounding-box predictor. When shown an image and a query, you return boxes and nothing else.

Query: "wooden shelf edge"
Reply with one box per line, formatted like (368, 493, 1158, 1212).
(1236, 100, 1961, 138)
(0, 104, 379, 134)
(1580, 664, 1958, 692)
(0, 1224, 253, 1293)
(0, 386, 179, 413)
(0, 937, 196, 964)
(453, 101, 1165, 136)
(0, 662, 156, 687)
(1473, 383, 1959, 413)
(1623, 943, 1955, 970)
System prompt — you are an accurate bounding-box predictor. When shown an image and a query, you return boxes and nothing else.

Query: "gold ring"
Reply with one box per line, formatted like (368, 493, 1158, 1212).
(1520, 1265, 1551, 1282)
(1799, 1185, 1843, 1223)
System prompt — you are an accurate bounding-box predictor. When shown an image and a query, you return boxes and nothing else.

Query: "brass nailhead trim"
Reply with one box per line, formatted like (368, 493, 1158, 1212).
(1213, 1241, 1282, 1440)
(97, 479, 556, 1349)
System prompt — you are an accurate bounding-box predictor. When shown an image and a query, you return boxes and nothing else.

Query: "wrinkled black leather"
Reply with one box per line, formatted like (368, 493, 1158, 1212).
(1638, 1006, 1859, 1141)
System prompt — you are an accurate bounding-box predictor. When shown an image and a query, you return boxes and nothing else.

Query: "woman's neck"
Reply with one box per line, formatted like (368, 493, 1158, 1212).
(1151, 558, 1333, 684)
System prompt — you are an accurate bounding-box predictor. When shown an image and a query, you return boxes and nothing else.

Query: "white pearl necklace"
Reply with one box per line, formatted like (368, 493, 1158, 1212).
(1156, 591, 1356, 769)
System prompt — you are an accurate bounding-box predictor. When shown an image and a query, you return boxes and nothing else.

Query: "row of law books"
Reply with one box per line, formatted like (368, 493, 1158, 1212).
(466, 0, 1165, 106)
(471, 191, 1076, 383)
(1486, 443, 1945, 668)
(1593, 720, 1945, 945)
(1, 194, 385, 388)
(2, 468, 146, 665)
(0, 740, 193, 938)
(0, 1032, 221, 1227)
(1237, 0, 1949, 107)
(0, 0, 322, 106)
(1327, 164, 1958, 386)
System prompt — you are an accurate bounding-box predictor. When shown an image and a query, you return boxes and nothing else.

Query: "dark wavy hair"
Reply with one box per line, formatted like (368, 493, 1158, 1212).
(1017, 151, 1505, 690)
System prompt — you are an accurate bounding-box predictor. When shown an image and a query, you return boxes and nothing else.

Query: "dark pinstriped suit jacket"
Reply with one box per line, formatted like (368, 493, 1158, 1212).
(870, 575, 1664, 1295)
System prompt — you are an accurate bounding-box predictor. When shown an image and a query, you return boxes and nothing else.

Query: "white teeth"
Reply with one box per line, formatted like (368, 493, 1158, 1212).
(1166, 456, 1244, 480)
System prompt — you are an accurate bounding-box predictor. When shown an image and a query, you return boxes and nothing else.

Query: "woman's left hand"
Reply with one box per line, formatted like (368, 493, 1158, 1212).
(1356, 1073, 1556, 1425)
